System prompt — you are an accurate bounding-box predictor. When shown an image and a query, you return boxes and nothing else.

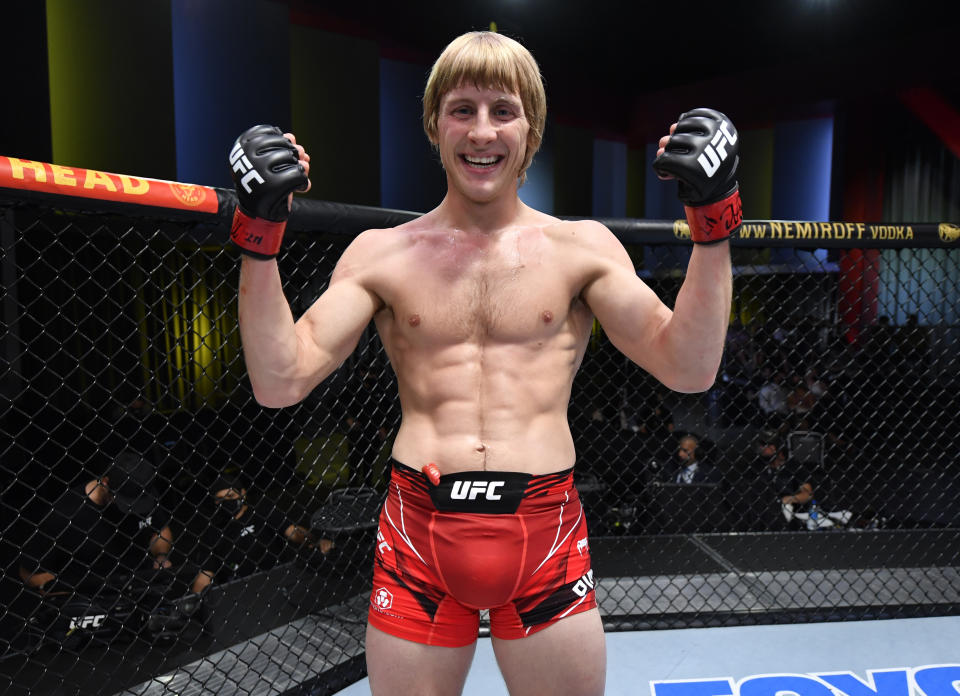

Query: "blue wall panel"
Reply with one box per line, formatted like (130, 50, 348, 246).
(771, 117, 834, 267)
(644, 141, 685, 221)
(519, 132, 554, 214)
(592, 139, 627, 218)
(771, 117, 833, 221)
(379, 58, 444, 212)
(172, 0, 290, 187)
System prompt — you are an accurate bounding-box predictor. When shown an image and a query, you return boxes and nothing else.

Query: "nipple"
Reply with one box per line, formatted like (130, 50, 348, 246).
(541, 310, 553, 323)
(408, 314, 421, 327)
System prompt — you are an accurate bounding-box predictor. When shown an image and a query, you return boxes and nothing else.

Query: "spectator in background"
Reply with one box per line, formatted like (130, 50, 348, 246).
(730, 430, 815, 531)
(664, 433, 723, 485)
(191, 475, 334, 594)
(755, 368, 790, 429)
(785, 372, 818, 430)
(18, 450, 174, 596)
(804, 367, 828, 400)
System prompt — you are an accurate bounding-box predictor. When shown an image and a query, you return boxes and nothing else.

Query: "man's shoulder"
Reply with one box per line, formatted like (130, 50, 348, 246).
(543, 217, 611, 239)
(543, 218, 626, 264)
(337, 222, 421, 270)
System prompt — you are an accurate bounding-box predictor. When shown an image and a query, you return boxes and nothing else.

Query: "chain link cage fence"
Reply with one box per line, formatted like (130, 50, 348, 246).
(1, 165, 959, 695)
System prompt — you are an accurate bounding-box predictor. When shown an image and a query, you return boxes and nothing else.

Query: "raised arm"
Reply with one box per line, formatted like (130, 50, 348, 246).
(583, 109, 740, 393)
(581, 227, 730, 393)
(229, 125, 380, 407)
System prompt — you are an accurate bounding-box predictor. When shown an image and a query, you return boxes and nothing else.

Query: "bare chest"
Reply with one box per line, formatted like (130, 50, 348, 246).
(380, 234, 582, 343)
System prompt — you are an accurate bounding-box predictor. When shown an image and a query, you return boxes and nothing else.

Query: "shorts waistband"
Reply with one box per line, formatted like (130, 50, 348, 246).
(388, 458, 576, 514)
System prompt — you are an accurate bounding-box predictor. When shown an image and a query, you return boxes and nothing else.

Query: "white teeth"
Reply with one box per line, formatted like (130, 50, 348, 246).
(464, 155, 499, 165)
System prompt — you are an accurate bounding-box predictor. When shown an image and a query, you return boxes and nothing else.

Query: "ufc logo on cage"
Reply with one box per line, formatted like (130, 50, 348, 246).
(697, 120, 738, 177)
(69, 614, 107, 630)
(229, 141, 265, 193)
(450, 480, 505, 501)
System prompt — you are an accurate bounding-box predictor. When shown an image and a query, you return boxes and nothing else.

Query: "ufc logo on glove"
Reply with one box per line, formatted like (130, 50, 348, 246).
(229, 141, 265, 193)
(652, 108, 743, 244)
(697, 120, 738, 177)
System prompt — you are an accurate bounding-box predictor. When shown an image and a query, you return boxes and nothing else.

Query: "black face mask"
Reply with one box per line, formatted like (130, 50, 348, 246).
(215, 496, 245, 519)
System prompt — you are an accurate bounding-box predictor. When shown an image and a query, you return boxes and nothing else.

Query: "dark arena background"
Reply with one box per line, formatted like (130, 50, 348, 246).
(2, 1, 959, 695)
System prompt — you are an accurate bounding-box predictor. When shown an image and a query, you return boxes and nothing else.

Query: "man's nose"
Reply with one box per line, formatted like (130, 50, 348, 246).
(469, 109, 497, 144)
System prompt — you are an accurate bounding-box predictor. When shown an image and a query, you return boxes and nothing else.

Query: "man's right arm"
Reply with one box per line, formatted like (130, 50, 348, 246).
(229, 125, 381, 407)
(238, 247, 382, 407)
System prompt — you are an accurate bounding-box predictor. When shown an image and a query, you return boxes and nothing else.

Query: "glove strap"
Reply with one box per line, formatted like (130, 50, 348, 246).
(230, 208, 286, 259)
(684, 189, 742, 245)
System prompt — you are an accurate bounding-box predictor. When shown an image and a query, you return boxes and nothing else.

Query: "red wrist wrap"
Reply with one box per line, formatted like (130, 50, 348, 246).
(684, 189, 742, 244)
(230, 208, 286, 259)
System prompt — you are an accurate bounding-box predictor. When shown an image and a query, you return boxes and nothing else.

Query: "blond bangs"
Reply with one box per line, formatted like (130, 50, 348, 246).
(422, 32, 546, 184)
(432, 38, 527, 104)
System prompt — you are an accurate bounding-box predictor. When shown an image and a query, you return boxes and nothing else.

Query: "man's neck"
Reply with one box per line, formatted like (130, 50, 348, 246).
(436, 188, 526, 234)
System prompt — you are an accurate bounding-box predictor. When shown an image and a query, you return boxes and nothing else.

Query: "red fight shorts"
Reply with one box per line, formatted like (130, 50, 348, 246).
(368, 459, 597, 647)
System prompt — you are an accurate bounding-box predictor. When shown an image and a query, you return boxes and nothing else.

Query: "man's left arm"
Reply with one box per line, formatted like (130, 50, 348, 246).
(659, 241, 732, 390)
(582, 226, 731, 393)
(583, 109, 738, 393)
(650, 108, 740, 390)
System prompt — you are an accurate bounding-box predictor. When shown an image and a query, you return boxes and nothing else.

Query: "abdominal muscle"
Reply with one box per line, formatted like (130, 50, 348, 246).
(386, 333, 586, 475)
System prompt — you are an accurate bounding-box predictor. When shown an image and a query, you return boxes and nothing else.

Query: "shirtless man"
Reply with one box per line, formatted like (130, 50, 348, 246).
(229, 31, 739, 696)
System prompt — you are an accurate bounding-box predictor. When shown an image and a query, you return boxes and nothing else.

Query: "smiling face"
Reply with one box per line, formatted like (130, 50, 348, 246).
(435, 84, 530, 204)
(423, 31, 546, 186)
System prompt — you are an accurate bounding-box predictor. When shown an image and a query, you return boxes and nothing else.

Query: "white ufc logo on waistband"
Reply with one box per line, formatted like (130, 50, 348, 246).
(697, 120, 738, 178)
(450, 480, 504, 501)
(229, 141, 265, 193)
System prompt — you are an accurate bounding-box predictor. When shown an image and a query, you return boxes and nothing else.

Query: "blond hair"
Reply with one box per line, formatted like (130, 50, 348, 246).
(422, 32, 546, 185)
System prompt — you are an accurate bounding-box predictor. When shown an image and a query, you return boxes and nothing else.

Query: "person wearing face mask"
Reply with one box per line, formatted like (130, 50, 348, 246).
(190, 475, 334, 594)
(18, 450, 174, 597)
(731, 430, 815, 531)
(15, 451, 201, 647)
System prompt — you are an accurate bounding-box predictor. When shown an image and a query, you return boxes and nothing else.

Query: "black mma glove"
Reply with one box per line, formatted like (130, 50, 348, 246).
(228, 125, 308, 259)
(652, 108, 743, 244)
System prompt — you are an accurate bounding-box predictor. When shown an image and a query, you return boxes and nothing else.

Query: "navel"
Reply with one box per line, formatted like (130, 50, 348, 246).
(408, 314, 421, 327)
(541, 310, 553, 323)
